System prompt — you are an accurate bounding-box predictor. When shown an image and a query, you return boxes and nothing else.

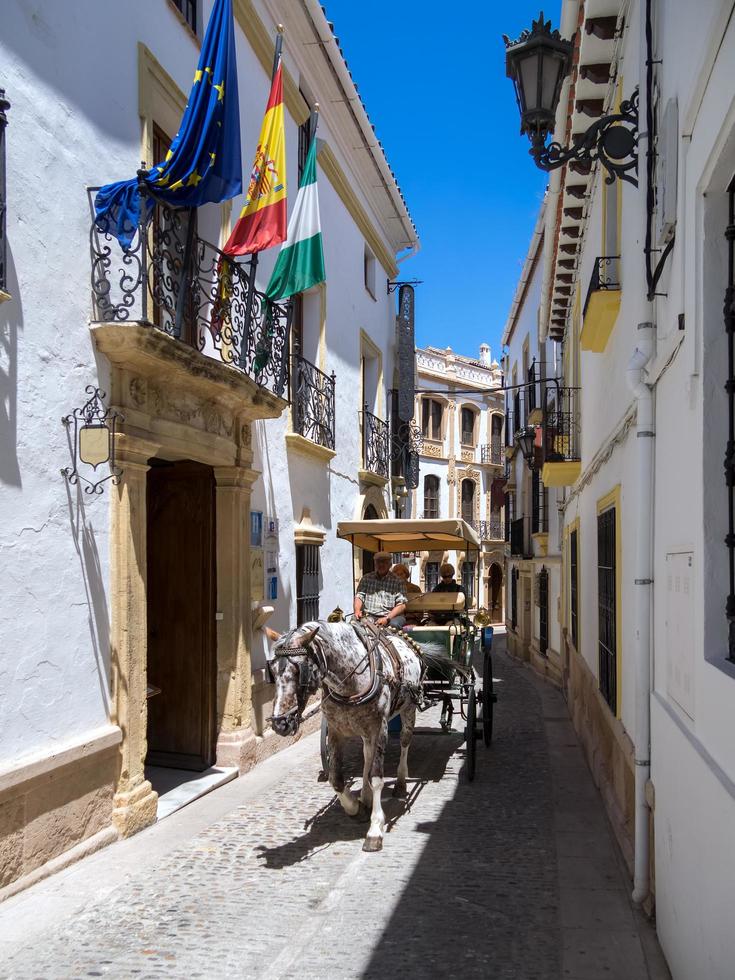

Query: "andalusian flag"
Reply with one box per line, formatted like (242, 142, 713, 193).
(265, 135, 325, 300)
(223, 62, 286, 255)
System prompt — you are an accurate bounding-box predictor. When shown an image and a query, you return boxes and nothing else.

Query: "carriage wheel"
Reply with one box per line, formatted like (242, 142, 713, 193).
(482, 650, 494, 747)
(319, 714, 330, 780)
(465, 686, 477, 783)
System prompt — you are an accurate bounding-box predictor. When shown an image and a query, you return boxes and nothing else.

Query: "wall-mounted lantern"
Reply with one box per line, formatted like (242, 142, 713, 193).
(515, 425, 537, 468)
(62, 386, 123, 495)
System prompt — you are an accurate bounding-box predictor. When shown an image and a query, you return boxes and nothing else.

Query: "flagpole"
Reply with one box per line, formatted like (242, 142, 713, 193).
(241, 25, 284, 370)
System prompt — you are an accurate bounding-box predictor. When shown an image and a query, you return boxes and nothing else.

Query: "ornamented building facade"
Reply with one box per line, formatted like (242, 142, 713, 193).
(0, 0, 417, 896)
(414, 345, 505, 618)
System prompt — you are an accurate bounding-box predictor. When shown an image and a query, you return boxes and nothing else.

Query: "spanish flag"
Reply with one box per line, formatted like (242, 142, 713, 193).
(223, 62, 286, 256)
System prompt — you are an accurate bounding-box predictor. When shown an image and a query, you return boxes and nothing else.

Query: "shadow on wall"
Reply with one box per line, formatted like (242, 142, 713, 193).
(64, 481, 111, 715)
(0, 243, 22, 487)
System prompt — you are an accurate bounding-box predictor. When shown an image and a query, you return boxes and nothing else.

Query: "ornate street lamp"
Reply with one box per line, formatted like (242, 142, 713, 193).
(504, 12, 639, 187)
(515, 425, 537, 468)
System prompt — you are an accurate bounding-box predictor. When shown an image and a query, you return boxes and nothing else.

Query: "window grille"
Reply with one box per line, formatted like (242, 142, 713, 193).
(424, 475, 440, 519)
(170, 0, 197, 32)
(461, 479, 475, 525)
(296, 544, 320, 625)
(538, 567, 549, 654)
(462, 561, 475, 604)
(297, 108, 311, 182)
(527, 361, 537, 412)
(0, 90, 9, 295)
(570, 529, 578, 648)
(725, 178, 735, 659)
(425, 562, 439, 592)
(598, 507, 617, 712)
(531, 470, 548, 534)
(510, 568, 518, 630)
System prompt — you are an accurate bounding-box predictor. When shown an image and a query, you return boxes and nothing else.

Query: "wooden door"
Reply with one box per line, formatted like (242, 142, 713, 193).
(146, 460, 216, 770)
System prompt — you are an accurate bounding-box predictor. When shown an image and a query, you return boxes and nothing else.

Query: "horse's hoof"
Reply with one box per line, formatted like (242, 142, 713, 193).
(363, 836, 383, 853)
(393, 782, 408, 799)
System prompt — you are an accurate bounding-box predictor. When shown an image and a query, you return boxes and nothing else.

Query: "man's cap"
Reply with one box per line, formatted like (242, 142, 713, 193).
(374, 551, 392, 561)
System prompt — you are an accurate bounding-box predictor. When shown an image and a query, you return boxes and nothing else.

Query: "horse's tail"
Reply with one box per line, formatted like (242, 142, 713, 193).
(412, 641, 473, 681)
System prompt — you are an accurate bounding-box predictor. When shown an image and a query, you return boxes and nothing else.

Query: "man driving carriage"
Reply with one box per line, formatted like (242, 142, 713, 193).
(353, 551, 407, 628)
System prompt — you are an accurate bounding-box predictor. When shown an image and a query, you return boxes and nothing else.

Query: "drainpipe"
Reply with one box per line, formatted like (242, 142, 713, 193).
(627, 321, 655, 905)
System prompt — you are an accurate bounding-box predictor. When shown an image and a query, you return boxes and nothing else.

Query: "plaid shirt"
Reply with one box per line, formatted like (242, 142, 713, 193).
(355, 571, 407, 617)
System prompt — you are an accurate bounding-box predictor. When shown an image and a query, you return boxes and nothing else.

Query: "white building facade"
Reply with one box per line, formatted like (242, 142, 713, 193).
(503, 1, 735, 974)
(414, 345, 505, 617)
(0, 0, 417, 896)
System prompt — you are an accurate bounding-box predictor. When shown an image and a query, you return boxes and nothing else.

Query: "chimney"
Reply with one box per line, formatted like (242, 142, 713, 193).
(479, 343, 491, 366)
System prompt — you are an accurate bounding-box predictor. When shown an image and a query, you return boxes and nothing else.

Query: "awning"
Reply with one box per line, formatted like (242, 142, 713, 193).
(336, 518, 481, 554)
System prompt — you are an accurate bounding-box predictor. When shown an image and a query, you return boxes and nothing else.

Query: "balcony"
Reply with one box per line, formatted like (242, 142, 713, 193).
(477, 517, 505, 541)
(90, 199, 290, 399)
(361, 408, 390, 483)
(581, 256, 621, 353)
(541, 385, 581, 487)
(481, 438, 504, 466)
(290, 354, 336, 454)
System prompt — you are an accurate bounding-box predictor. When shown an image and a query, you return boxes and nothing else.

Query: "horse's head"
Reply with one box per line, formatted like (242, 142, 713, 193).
(267, 624, 322, 737)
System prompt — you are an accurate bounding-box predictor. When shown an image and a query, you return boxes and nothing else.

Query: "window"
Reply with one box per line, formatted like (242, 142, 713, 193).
(598, 507, 617, 713)
(296, 544, 320, 625)
(364, 245, 376, 298)
(297, 98, 312, 182)
(170, 0, 197, 33)
(461, 479, 475, 525)
(510, 568, 518, 630)
(0, 89, 8, 296)
(538, 567, 548, 654)
(425, 562, 439, 592)
(421, 398, 443, 441)
(424, 475, 440, 519)
(462, 561, 475, 604)
(531, 470, 548, 534)
(570, 528, 578, 648)
(461, 407, 476, 445)
(527, 362, 537, 412)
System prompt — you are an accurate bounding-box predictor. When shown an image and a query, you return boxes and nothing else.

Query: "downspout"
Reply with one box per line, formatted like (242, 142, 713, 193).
(628, 322, 655, 906)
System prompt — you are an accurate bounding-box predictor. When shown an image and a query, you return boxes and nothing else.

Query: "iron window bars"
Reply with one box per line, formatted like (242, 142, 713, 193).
(598, 506, 617, 713)
(389, 389, 422, 490)
(0, 89, 9, 295)
(570, 527, 579, 649)
(726, 178, 735, 660)
(362, 408, 390, 480)
(538, 566, 549, 655)
(541, 384, 581, 465)
(583, 255, 621, 319)
(296, 543, 320, 625)
(531, 469, 548, 534)
(90, 195, 291, 399)
(292, 353, 335, 450)
(171, 0, 197, 32)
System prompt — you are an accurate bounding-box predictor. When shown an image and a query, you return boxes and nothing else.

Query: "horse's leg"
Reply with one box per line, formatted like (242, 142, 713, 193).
(359, 736, 373, 807)
(394, 704, 416, 798)
(328, 725, 359, 817)
(363, 715, 388, 852)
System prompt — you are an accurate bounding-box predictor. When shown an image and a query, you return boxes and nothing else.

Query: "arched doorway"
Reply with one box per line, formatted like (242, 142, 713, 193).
(362, 503, 379, 574)
(489, 562, 503, 623)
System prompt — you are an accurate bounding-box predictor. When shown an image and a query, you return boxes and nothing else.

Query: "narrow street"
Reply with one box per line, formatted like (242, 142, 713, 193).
(0, 638, 668, 980)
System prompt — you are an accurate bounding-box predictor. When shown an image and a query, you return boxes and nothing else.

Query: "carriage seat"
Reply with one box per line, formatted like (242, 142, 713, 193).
(405, 592, 466, 615)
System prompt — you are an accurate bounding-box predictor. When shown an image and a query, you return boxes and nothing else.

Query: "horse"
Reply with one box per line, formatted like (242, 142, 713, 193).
(267, 619, 426, 852)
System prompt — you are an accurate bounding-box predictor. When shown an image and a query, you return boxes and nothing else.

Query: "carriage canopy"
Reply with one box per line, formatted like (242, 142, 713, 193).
(335, 518, 481, 555)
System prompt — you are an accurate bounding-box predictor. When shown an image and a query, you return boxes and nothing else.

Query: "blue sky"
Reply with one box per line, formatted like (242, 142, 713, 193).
(323, 1, 552, 363)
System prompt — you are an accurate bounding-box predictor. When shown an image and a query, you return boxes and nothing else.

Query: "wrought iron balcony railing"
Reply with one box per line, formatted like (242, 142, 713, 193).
(481, 438, 504, 465)
(389, 389, 422, 490)
(90, 197, 291, 399)
(541, 385, 581, 463)
(362, 408, 390, 479)
(506, 388, 527, 447)
(292, 354, 335, 449)
(583, 255, 621, 318)
(477, 518, 505, 541)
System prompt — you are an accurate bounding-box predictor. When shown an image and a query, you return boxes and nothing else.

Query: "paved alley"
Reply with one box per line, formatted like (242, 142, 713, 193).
(0, 639, 669, 980)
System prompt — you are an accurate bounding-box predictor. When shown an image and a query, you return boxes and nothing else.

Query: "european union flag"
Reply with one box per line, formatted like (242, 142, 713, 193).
(95, 0, 241, 249)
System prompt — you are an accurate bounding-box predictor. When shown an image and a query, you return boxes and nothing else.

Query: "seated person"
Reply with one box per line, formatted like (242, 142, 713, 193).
(392, 562, 422, 625)
(430, 562, 462, 624)
(354, 552, 407, 628)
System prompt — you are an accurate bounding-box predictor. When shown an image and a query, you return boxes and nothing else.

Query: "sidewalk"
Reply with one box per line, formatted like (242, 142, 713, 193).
(0, 638, 670, 979)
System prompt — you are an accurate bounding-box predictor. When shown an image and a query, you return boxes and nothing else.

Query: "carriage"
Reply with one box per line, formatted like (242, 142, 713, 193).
(333, 517, 496, 781)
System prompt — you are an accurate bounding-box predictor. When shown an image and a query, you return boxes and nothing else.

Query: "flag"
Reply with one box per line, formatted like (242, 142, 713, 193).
(94, 0, 241, 249)
(265, 134, 325, 300)
(222, 62, 287, 256)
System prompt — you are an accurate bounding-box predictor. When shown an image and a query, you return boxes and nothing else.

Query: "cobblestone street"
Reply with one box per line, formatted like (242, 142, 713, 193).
(0, 638, 669, 980)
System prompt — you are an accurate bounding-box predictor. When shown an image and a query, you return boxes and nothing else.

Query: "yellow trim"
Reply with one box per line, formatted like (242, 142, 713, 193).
(233, 0, 309, 125)
(0, 289, 11, 304)
(285, 432, 336, 464)
(532, 532, 549, 557)
(581, 290, 621, 352)
(138, 43, 187, 169)
(360, 328, 384, 418)
(527, 407, 543, 426)
(318, 143, 399, 279)
(565, 517, 580, 650)
(597, 485, 622, 720)
(541, 460, 581, 487)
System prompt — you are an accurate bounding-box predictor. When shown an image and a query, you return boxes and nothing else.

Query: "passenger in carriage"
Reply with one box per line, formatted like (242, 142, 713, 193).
(354, 552, 408, 628)
(430, 562, 462, 625)
(392, 562, 422, 626)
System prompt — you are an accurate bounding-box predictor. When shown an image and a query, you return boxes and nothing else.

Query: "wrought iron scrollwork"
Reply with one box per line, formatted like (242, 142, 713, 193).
(89, 195, 291, 399)
(292, 354, 336, 450)
(532, 89, 639, 187)
(362, 408, 390, 480)
(61, 387, 123, 495)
